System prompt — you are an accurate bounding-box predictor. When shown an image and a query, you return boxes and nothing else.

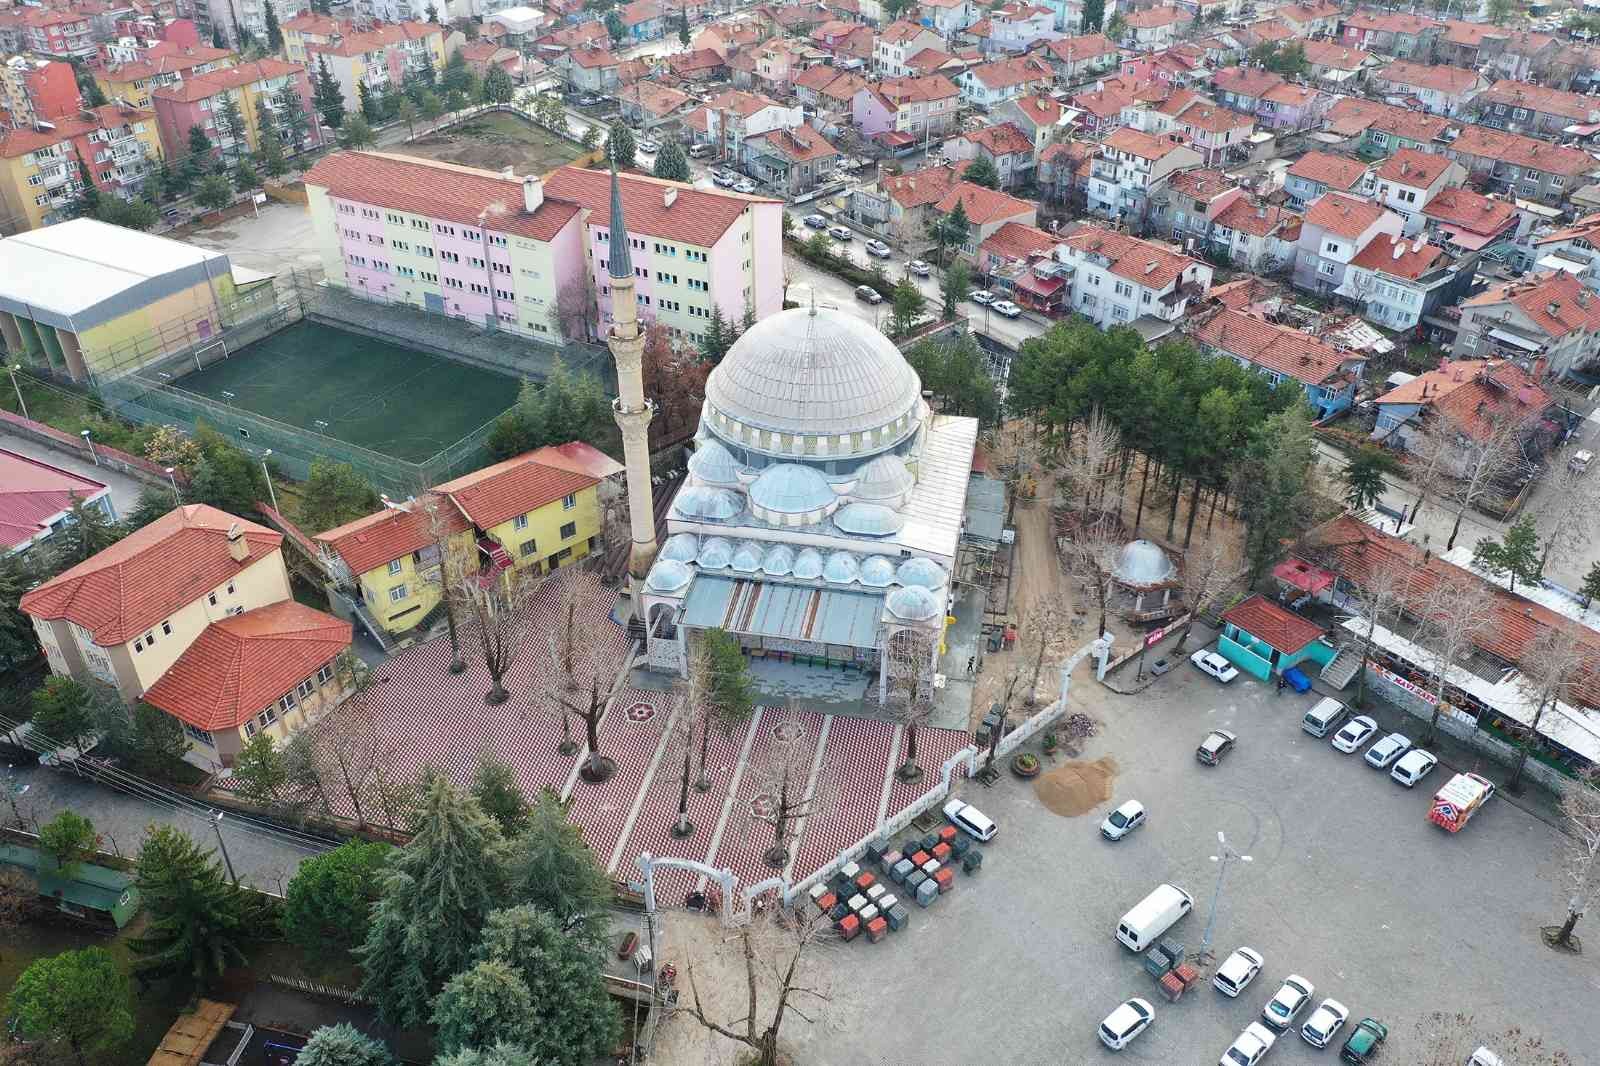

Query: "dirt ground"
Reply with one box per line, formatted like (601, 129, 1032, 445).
(1034, 755, 1117, 818)
(400, 112, 585, 176)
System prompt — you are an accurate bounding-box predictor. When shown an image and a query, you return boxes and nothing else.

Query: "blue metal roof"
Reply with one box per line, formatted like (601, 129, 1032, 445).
(698, 536, 734, 568)
(750, 463, 835, 514)
(660, 532, 699, 562)
(681, 576, 884, 647)
(859, 555, 896, 587)
(833, 502, 905, 536)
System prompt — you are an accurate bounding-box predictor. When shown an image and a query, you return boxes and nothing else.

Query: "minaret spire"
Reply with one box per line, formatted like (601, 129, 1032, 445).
(604, 158, 658, 601)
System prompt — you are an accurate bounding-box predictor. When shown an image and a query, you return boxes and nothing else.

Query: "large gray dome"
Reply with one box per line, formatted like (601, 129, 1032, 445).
(704, 307, 922, 453)
(1113, 540, 1175, 586)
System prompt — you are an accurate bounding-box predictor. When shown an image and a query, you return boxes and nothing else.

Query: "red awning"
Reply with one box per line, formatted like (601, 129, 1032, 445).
(1273, 557, 1335, 595)
(1012, 272, 1065, 297)
(876, 130, 916, 147)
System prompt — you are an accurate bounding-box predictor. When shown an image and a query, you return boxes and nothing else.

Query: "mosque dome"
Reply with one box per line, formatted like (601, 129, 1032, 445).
(1113, 540, 1176, 587)
(674, 486, 743, 521)
(731, 540, 764, 572)
(762, 544, 795, 576)
(851, 454, 916, 503)
(823, 551, 860, 584)
(704, 307, 922, 457)
(896, 557, 947, 589)
(687, 439, 742, 486)
(645, 558, 692, 593)
(833, 502, 905, 536)
(792, 547, 825, 580)
(749, 464, 838, 525)
(697, 536, 734, 569)
(859, 555, 896, 587)
(659, 532, 699, 562)
(887, 585, 941, 621)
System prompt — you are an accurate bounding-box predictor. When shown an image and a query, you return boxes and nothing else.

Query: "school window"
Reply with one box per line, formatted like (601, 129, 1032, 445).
(388, 559, 403, 575)
(296, 678, 314, 699)
(389, 585, 409, 603)
(520, 538, 537, 556)
(208, 592, 217, 606)
(316, 663, 334, 685)
(560, 521, 577, 539)
(562, 493, 577, 510)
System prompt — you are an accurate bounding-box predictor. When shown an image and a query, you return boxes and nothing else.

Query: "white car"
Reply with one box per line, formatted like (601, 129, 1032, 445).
(1364, 732, 1412, 769)
(992, 299, 1022, 318)
(637, 137, 660, 153)
(1262, 975, 1314, 1030)
(1212, 947, 1264, 997)
(1190, 648, 1239, 683)
(1390, 748, 1438, 787)
(1301, 998, 1350, 1048)
(943, 798, 997, 841)
(1221, 1022, 1277, 1066)
(733, 180, 756, 194)
(802, 213, 828, 229)
(711, 169, 737, 187)
(907, 259, 931, 276)
(1098, 997, 1154, 1050)
(1331, 715, 1378, 753)
(1100, 799, 1147, 841)
(865, 239, 892, 258)
(970, 289, 995, 305)
(828, 225, 853, 241)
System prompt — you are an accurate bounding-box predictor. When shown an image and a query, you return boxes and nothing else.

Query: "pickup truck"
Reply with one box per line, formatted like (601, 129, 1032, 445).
(1428, 772, 1496, 832)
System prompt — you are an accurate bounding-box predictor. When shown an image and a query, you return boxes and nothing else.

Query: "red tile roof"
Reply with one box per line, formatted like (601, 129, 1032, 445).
(1041, 32, 1118, 62)
(1304, 192, 1390, 240)
(151, 58, 306, 102)
(967, 121, 1034, 156)
(314, 492, 470, 576)
(880, 162, 970, 208)
(569, 47, 620, 69)
(304, 152, 583, 242)
(1348, 232, 1445, 279)
(1061, 225, 1199, 291)
(100, 43, 235, 83)
(1221, 593, 1323, 654)
(1010, 93, 1061, 128)
(527, 442, 625, 481)
(1070, 82, 1133, 120)
(1123, 4, 1187, 28)
(305, 20, 439, 58)
(1464, 271, 1600, 341)
(1422, 185, 1517, 236)
(1342, 11, 1440, 35)
(668, 48, 726, 75)
(1211, 197, 1300, 239)
(1430, 367, 1552, 442)
(904, 47, 957, 73)
(1103, 126, 1186, 160)
(1191, 308, 1357, 386)
(141, 601, 352, 731)
(1450, 124, 1599, 178)
(1289, 151, 1371, 189)
(544, 164, 774, 248)
(1374, 147, 1456, 189)
(1278, 0, 1340, 22)
(1439, 18, 1502, 48)
(1534, 211, 1600, 247)
(1166, 167, 1235, 199)
(20, 504, 282, 646)
(979, 220, 1057, 263)
(1260, 83, 1322, 109)
(1301, 39, 1371, 70)
(282, 11, 344, 33)
(1477, 79, 1600, 123)
(1374, 58, 1481, 96)
(881, 19, 934, 44)
(433, 449, 605, 530)
(1324, 96, 1452, 142)
(702, 88, 787, 117)
(933, 180, 1035, 224)
(964, 55, 1052, 90)
(879, 74, 960, 104)
(1178, 103, 1252, 134)
(1212, 65, 1284, 99)
(746, 123, 838, 162)
(0, 451, 107, 553)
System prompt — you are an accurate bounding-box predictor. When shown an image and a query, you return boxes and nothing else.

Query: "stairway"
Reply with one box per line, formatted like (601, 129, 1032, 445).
(1320, 647, 1361, 691)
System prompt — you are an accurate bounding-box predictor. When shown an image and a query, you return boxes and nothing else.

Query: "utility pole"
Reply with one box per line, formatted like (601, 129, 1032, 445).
(259, 449, 279, 512)
(211, 811, 239, 884)
(7, 364, 28, 421)
(1199, 829, 1251, 965)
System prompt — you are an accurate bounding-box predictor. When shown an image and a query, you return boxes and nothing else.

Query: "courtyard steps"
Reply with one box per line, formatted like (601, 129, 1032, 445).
(1320, 647, 1360, 690)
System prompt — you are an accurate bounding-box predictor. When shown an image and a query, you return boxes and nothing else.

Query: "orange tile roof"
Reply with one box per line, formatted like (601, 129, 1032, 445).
(1221, 593, 1323, 653)
(151, 58, 306, 103)
(1260, 83, 1322, 109)
(1103, 126, 1185, 161)
(305, 20, 439, 58)
(20, 505, 281, 646)
(141, 601, 352, 732)
(1178, 103, 1252, 134)
(1191, 308, 1357, 386)
(1422, 185, 1517, 235)
(1245, 18, 1294, 43)
(1166, 167, 1234, 199)
(1342, 11, 1440, 35)
(1374, 147, 1456, 189)
(1372, 358, 1485, 406)
(1348, 232, 1445, 279)
(1211, 197, 1299, 239)
(965, 55, 1052, 90)
(314, 492, 470, 575)
(1301, 39, 1371, 70)
(1375, 58, 1481, 95)
(979, 220, 1057, 262)
(304, 152, 583, 242)
(1535, 211, 1600, 247)
(433, 448, 604, 530)
(1450, 124, 1599, 178)
(967, 121, 1034, 156)
(1070, 82, 1133, 120)
(747, 123, 838, 162)
(544, 164, 774, 247)
(1212, 65, 1284, 98)
(1010, 93, 1061, 127)
(1041, 33, 1118, 62)
(1428, 365, 1553, 442)
(879, 74, 960, 104)
(1464, 271, 1600, 340)
(668, 48, 726, 74)
(1440, 18, 1501, 47)
(569, 47, 620, 69)
(0, 103, 155, 158)
(1304, 192, 1390, 240)
(703, 88, 787, 117)
(1289, 152, 1371, 191)
(881, 162, 970, 208)
(1324, 96, 1453, 143)
(1061, 225, 1199, 291)
(1278, 0, 1340, 21)
(100, 44, 235, 84)
(282, 11, 344, 33)
(933, 180, 1035, 225)
(904, 47, 957, 73)
(1477, 79, 1600, 123)
(881, 19, 933, 44)
(624, 80, 692, 117)
(1123, 4, 1187, 28)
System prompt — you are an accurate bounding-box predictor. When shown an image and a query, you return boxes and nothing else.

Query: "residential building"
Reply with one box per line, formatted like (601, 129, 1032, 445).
(1369, 59, 1485, 117)
(936, 180, 1037, 257)
(19, 504, 353, 769)
(969, 3, 1058, 54)
(1444, 126, 1600, 208)
(618, 0, 666, 41)
(954, 121, 1035, 189)
(1118, 44, 1209, 88)
(191, 0, 308, 50)
(95, 44, 237, 110)
(304, 21, 447, 115)
(316, 444, 621, 638)
(1368, 360, 1555, 474)
(1300, 40, 1375, 88)
(1339, 232, 1476, 334)
(1116, 5, 1189, 50)
(1371, 148, 1465, 236)
(692, 20, 766, 60)
(1421, 185, 1521, 262)
(1207, 196, 1300, 273)
(1033, 33, 1119, 81)
(1321, 96, 1454, 159)
(875, 20, 945, 76)
(741, 125, 839, 196)
(847, 160, 969, 238)
(1057, 223, 1213, 330)
(1210, 65, 1282, 117)
(919, 0, 981, 38)
(1037, 138, 1094, 206)
(851, 74, 960, 143)
(1069, 79, 1137, 137)
(1452, 271, 1600, 377)
(1292, 192, 1403, 297)
(534, 20, 611, 61)
(687, 90, 804, 161)
(752, 38, 820, 95)
(1188, 307, 1365, 417)
(903, 47, 966, 77)
(1275, 0, 1340, 37)
(1256, 82, 1330, 132)
(1525, 213, 1600, 282)
(620, 81, 694, 129)
(0, 450, 115, 557)
(977, 220, 1064, 308)
(954, 54, 1052, 107)
(0, 106, 164, 236)
(1473, 80, 1600, 140)
(0, 57, 80, 126)
(1152, 166, 1240, 247)
(280, 11, 344, 63)
(151, 59, 320, 168)
(559, 47, 622, 94)
(1174, 101, 1254, 168)
(1087, 126, 1204, 231)
(811, 19, 874, 62)
(1284, 151, 1372, 211)
(667, 48, 728, 83)
(1336, 11, 1441, 60)
(17, 9, 96, 62)
(997, 92, 1065, 156)
(456, 40, 525, 83)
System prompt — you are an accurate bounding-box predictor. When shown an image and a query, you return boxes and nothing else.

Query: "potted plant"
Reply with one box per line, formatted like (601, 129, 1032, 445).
(1010, 752, 1041, 779)
(1042, 732, 1059, 755)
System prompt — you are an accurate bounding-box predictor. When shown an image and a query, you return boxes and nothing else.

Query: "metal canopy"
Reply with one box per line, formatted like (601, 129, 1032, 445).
(681, 575, 884, 647)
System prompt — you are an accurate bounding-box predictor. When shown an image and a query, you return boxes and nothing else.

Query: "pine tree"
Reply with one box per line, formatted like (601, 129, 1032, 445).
(212, 25, 228, 48)
(186, 124, 215, 177)
(678, 8, 690, 44)
(652, 140, 690, 181)
(276, 81, 311, 151)
(129, 826, 258, 990)
(963, 154, 1000, 189)
(357, 79, 379, 122)
(69, 148, 100, 220)
(313, 57, 345, 130)
(701, 305, 732, 363)
(481, 64, 514, 104)
(263, 0, 284, 52)
(49, 495, 122, 568)
(214, 92, 248, 164)
(296, 1024, 395, 1066)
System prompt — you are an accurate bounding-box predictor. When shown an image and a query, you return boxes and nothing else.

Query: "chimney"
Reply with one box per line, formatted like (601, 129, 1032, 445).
(1392, 241, 1404, 261)
(1549, 301, 1560, 316)
(522, 175, 543, 213)
(226, 522, 248, 563)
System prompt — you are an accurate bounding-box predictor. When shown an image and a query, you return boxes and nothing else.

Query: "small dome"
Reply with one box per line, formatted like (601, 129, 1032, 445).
(823, 551, 860, 584)
(762, 544, 795, 576)
(792, 547, 825, 580)
(731, 540, 764, 572)
(675, 486, 743, 521)
(887, 585, 941, 621)
(660, 533, 699, 562)
(645, 558, 692, 593)
(1113, 539, 1176, 586)
(697, 536, 734, 569)
(896, 557, 947, 589)
(749, 463, 835, 515)
(859, 555, 896, 587)
(687, 439, 742, 486)
(852, 454, 915, 502)
(833, 502, 905, 536)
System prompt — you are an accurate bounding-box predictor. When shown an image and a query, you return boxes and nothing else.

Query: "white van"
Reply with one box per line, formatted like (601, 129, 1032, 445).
(1116, 883, 1194, 952)
(1301, 697, 1348, 738)
(687, 142, 714, 159)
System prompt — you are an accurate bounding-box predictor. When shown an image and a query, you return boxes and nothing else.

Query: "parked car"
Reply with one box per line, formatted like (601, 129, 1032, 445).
(907, 259, 931, 277)
(1100, 799, 1147, 841)
(688, 142, 715, 159)
(1364, 732, 1412, 769)
(734, 180, 756, 194)
(1195, 729, 1237, 766)
(802, 213, 828, 229)
(1212, 947, 1264, 998)
(1190, 649, 1239, 683)
(1262, 975, 1314, 1030)
(970, 289, 995, 305)
(943, 798, 997, 841)
(1569, 449, 1593, 475)
(1340, 1018, 1388, 1063)
(1221, 1022, 1277, 1066)
(828, 224, 853, 240)
(1302, 998, 1350, 1048)
(1098, 997, 1155, 1050)
(638, 137, 660, 153)
(992, 299, 1022, 318)
(1331, 715, 1379, 753)
(865, 239, 892, 258)
(1390, 748, 1437, 787)
(854, 285, 883, 304)
(712, 169, 737, 187)
(578, 93, 602, 105)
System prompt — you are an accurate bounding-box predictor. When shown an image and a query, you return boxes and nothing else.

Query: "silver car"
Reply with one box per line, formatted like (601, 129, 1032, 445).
(1100, 799, 1147, 841)
(1364, 732, 1412, 769)
(865, 239, 892, 258)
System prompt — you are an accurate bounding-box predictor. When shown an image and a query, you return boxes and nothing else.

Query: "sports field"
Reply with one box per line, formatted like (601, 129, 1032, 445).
(175, 320, 518, 463)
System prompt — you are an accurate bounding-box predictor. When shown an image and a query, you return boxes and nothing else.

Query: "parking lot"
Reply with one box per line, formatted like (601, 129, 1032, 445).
(779, 657, 1592, 1065)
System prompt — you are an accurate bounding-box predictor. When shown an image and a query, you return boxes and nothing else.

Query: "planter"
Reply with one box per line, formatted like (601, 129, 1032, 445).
(1010, 753, 1040, 779)
(1041, 733, 1059, 755)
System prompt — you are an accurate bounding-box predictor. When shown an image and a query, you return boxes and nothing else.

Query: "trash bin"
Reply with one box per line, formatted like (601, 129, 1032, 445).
(1158, 938, 1185, 968)
(906, 869, 928, 894)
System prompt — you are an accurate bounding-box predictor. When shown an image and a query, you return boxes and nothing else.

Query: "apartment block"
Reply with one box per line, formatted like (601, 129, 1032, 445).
(0, 105, 162, 234)
(151, 59, 320, 165)
(96, 43, 238, 110)
(192, 0, 309, 50)
(0, 56, 80, 126)
(18, 9, 96, 62)
(302, 20, 446, 115)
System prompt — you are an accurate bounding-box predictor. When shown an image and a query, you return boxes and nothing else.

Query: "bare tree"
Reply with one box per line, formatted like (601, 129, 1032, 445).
(1170, 541, 1233, 654)
(885, 627, 937, 782)
(666, 661, 705, 838)
(542, 568, 625, 782)
(1062, 513, 1121, 639)
(452, 559, 539, 705)
(1509, 625, 1591, 794)
(1547, 769, 1600, 953)
(1340, 556, 1410, 708)
(746, 710, 834, 868)
(596, 475, 632, 559)
(1414, 571, 1497, 745)
(422, 493, 470, 675)
(555, 272, 599, 343)
(1419, 406, 1537, 552)
(0, 866, 35, 944)
(991, 417, 1043, 528)
(290, 694, 393, 829)
(683, 906, 834, 1066)
(1057, 406, 1122, 516)
(1532, 464, 1598, 577)
(1402, 1011, 1575, 1064)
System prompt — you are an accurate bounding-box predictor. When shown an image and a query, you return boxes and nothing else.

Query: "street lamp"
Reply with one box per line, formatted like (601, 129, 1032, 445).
(7, 364, 27, 421)
(79, 428, 98, 466)
(1200, 830, 1251, 964)
(165, 466, 180, 502)
(259, 449, 279, 513)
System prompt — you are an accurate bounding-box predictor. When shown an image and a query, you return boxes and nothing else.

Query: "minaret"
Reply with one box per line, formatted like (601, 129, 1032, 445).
(605, 161, 659, 595)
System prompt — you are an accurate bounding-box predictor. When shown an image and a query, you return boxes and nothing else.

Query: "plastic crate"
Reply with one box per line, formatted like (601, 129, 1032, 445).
(866, 883, 887, 905)
(891, 859, 914, 884)
(837, 914, 860, 941)
(910, 850, 930, 867)
(855, 871, 877, 892)
(906, 870, 928, 893)
(951, 835, 972, 858)
(1143, 947, 1173, 978)
(866, 915, 888, 942)
(886, 904, 909, 931)
(847, 893, 868, 913)
(1158, 938, 1184, 965)
(932, 842, 952, 862)
(938, 825, 958, 845)
(1158, 972, 1184, 1002)
(916, 878, 939, 907)
(962, 850, 983, 874)
(933, 867, 955, 893)
(881, 849, 903, 872)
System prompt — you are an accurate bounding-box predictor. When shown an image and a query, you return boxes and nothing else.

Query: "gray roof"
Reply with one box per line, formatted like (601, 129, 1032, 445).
(607, 161, 633, 280)
(1114, 540, 1175, 586)
(682, 575, 885, 647)
(852, 454, 915, 501)
(706, 306, 922, 438)
(750, 463, 834, 514)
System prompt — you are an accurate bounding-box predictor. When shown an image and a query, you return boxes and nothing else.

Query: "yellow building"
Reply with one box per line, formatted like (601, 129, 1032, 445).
(315, 444, 624, 639)
(0, 104, 163, 235)
(20, 505, 355, 770)
(95, 45, 237, 110)
(301, 20, 446, 116)
(0, 219, 270, 384)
